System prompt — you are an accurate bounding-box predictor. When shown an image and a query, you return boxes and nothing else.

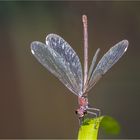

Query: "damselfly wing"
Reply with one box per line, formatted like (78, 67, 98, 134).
(86, 40, 128, 93)
(31, 34, 83, 97)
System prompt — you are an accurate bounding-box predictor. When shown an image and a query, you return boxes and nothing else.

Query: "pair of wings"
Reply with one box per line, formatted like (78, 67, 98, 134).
(31, 34, 128, 97)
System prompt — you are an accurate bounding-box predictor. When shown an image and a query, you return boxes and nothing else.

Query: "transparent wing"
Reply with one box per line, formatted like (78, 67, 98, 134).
(86, 40, 129, 92)
(31, 34, 83, 96)
(87, 48, 100, 82)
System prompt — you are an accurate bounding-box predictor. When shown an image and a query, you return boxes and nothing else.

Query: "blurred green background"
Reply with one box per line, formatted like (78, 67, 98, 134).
(0, 1, 139, 139)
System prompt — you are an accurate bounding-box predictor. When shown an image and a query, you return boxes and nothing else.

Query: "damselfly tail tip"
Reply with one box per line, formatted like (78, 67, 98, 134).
(82, 15, 87, 23)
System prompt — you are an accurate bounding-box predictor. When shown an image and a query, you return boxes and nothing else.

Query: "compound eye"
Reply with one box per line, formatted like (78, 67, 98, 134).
(75, 110, 78, 114)
(84, 110, 87, 115)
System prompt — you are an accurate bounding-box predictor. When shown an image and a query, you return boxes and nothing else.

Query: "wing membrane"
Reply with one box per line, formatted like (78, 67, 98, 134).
(87, 48, 100, 82)
(31, 34, 83, 96)
(86, 40, 129, 92)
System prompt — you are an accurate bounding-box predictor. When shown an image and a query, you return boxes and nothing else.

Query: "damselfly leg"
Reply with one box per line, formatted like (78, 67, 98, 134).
(87, 106, 101, 117)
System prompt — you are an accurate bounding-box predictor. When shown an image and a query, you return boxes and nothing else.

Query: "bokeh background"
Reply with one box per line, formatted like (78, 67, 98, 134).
(0, 1, 139, 139)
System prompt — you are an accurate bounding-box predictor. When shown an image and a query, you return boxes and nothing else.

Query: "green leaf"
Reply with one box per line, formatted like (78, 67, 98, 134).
(100, 116, 121, 135)
(78, 116, 104, 140)
(78, 116, 120, 140)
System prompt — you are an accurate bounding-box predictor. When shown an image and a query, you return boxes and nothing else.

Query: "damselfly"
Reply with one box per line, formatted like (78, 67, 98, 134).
(31, 15, 128, 124)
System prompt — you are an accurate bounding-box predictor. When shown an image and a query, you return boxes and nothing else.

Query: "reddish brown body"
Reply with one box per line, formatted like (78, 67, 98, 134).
(76, 96, 88, 118)
(76, 96, 101, 124)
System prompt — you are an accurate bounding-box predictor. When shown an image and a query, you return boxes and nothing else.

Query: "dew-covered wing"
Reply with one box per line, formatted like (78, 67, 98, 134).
(31, 34, 83, 96)
(86, 40, 129, 92)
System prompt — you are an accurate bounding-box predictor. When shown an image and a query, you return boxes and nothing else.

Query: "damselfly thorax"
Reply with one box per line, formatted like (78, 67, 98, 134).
(76, 96, 88, 116)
